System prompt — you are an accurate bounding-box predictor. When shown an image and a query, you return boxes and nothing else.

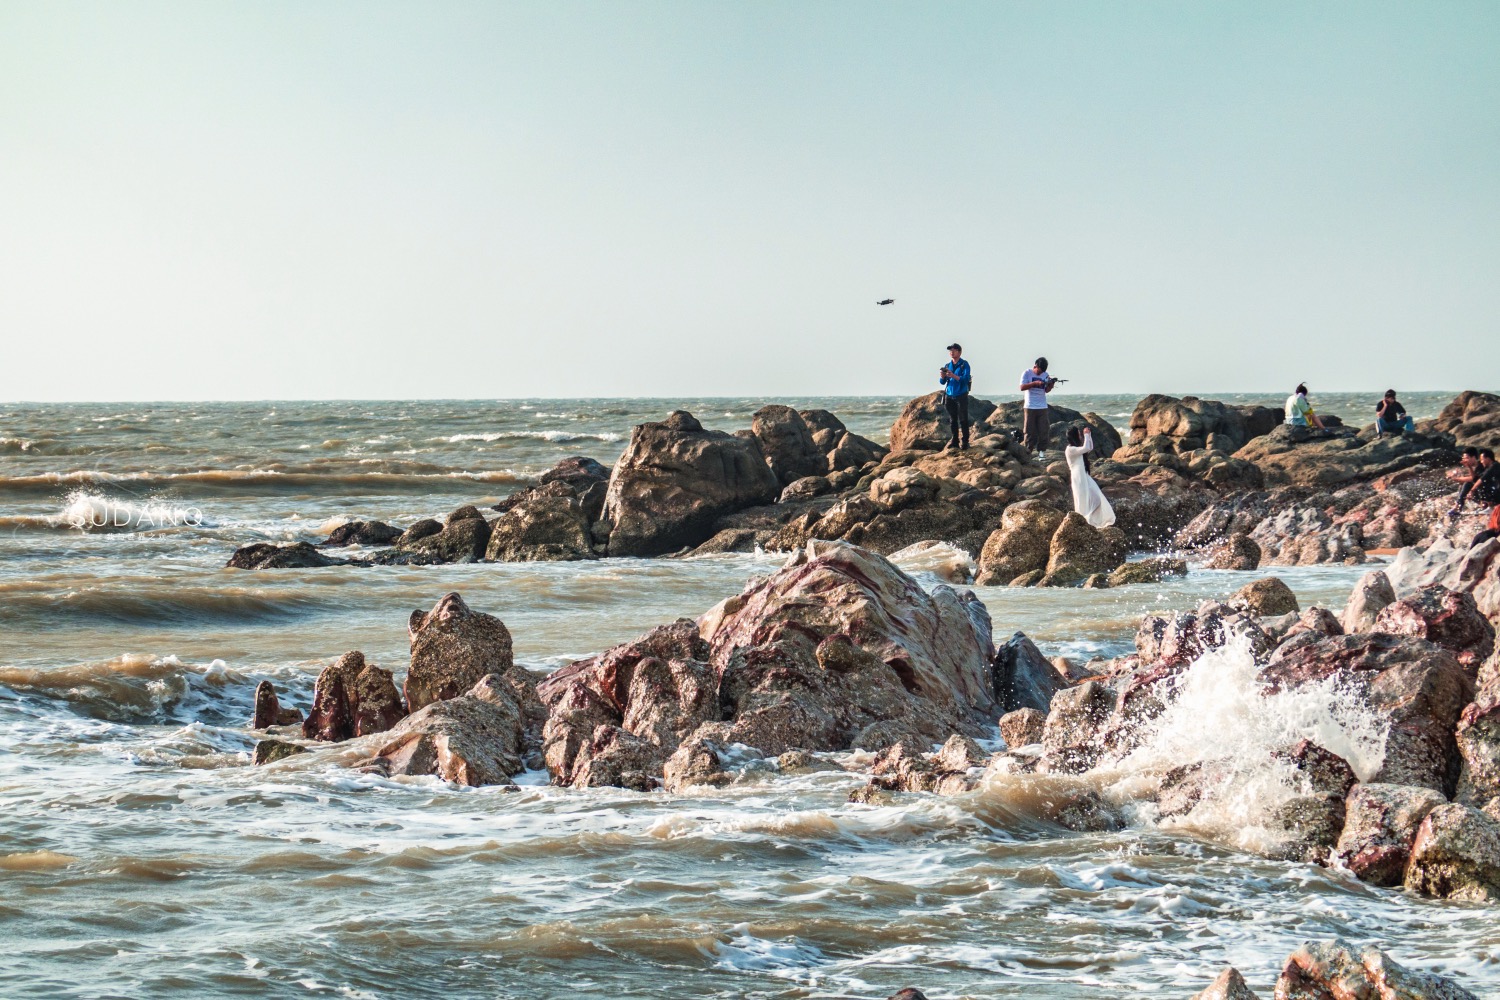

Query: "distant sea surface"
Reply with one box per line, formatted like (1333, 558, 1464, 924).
(1, 390, 1494, 999)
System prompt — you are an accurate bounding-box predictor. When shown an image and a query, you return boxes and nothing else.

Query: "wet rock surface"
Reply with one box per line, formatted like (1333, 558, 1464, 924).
(302, 651, 407, 742)
(1335, 782, 1448, 886)
(405, 593, 516, 712)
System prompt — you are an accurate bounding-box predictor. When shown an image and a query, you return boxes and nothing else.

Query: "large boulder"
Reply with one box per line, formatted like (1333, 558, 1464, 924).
(750, 405, 826, 486)
(1423, 390, 1500, 450)
(323, 520, 404, 548)
(1042, 513, 1127, 586)
(1404, 803, 1500, 903)
(1123, 394, 1278, 455)
(603, 411, 781, 556)
(536, 619, 716, 788)
(1456, 697, 1500, 805)
(1190, 967, 1260, 1000)
(1261, 633, 1474, 794)
(1233, 424, 1456, 488)
(1373, 585, 1494, 671)
(485, 480, 597, 562)
(250, 680, 301, 729)
(991, 632, 1065, 714)
(799, 408, 887, 472)
(1342, 569, 1396, 633)
(976, 501, 1065, 585)
(400, 507, 493, 564)
(1231, 577, 1299, 617)
(369, 672, 544, 785)
(1039, 679, 1117, 774)
(405, 593, 516, 712)
(1334, 782, 1448, 886)
(888, 393, 1000, 452)
(301, 651, 406, 742)
(698, 540, 999, 755)
(1274, 940, 1478, 1000)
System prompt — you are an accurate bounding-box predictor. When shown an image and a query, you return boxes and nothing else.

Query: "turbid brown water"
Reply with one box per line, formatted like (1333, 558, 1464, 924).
(2, 394, 1495, 999)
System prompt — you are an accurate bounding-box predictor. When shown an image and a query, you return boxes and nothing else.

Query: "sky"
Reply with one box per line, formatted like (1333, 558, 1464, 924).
(1, 1, 1496, 401)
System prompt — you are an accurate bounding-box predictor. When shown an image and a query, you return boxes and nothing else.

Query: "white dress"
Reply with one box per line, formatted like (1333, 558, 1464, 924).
(1066, 435, 1115, 528)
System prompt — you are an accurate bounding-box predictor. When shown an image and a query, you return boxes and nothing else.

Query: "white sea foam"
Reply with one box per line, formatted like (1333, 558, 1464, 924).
(441, 430, 623, 444)
(1110, 636, 1389, 851)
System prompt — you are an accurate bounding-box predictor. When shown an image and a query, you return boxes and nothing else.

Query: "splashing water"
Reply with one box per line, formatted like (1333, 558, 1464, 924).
(1110, 635, 1389, 851)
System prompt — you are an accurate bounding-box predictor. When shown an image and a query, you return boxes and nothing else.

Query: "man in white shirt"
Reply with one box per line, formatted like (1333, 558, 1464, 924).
(1019, 357, 1054, 457)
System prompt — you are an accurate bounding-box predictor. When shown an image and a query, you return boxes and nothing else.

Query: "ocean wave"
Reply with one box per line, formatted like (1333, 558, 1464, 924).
(0, 583, 338, 628)
(440, 431, 624, 444)
(0, 468, 531, 497)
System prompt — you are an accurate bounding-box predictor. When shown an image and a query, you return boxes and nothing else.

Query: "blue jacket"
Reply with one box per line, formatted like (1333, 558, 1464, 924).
(940, 358, 971, 397)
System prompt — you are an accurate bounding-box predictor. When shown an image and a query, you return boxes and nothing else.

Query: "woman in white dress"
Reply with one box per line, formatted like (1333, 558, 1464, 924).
(1065, 426, 1115, 528)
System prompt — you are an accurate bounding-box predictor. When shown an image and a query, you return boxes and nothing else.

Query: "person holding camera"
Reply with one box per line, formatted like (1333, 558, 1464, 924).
(1375, 389, 1416, 436)
(1019, 357, 1056, 457)
(938, 343, 972, 450)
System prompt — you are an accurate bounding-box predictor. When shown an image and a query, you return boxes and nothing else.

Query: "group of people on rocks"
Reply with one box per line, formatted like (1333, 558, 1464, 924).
(937, 345, 1495, 545)
(938, 344, 1112, 528)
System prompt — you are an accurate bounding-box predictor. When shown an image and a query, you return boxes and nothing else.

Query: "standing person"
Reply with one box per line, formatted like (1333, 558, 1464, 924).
(1375, 390, 1416, 435)
(1019, 357, 1054, 457)
(1065, 426, 1115, 528)
(938, 343, 972, 451)
(1285, 383, 1327, 430)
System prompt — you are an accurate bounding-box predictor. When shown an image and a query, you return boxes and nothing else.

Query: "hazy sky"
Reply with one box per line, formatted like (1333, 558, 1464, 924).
(2, 2, 1496, 401)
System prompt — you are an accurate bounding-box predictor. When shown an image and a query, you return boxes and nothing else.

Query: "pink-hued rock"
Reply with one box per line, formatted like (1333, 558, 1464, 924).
(1192, 967, 1260, 1000)
(1334, 782, 1448, 887)
(405, 593, 515, 712)
(369, 672, 544, 786)
(1274, 939, 1477, 999)
(1373, 585, 1495, 672)
(1261, 633, 1473, 795)
(302, 651, 406, 742)
(1456, 696, 1500, 805)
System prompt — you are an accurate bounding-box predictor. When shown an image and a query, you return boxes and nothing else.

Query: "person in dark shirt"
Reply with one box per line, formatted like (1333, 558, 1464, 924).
(1448, 447, 1482, 516)
(1375, 389, 1415, 435)
(1469, 449, 1500, 548)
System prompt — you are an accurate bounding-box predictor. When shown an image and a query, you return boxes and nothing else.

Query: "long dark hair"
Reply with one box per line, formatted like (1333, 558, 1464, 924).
(1066, 425, 1090, 473)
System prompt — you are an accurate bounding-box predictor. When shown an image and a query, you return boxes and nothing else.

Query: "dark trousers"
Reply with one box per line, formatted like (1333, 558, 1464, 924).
(944, 394, 971, 446)
(1023, 407, 1050, 452)
(1473, 529, 1499, 550)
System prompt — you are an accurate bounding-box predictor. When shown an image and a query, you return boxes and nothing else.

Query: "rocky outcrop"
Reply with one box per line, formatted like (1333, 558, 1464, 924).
(1404, 803, 1500, 903)
(1120, 394, 1279, 458)
(368, 672, 544, 785)
(1273, 940, 1478, 1000)
(405, 593, 515, 712)
(1456, 697, 1500, 805)
(888, 393, 1000, 452)
(537, 619, 714, 788)
(227, 541, 349, 569)
(1232, 424, 1455, 488)
(991, 632, 1065, 714)
(1042, 514, 1127, 586)
(250, 680, 302, 729)
(799, 408, 886, 472)
(1423, 390, 1500, 450)
(485, 480, 597, 561)
(1104, 557, 1188, 588)
(252, 739, 307, 765)
(323, 520, 403, 547)
(1190, 967, 1260, 1000)
(1334, 782, 1447, 886)
(976, 501, 1065, 585)
(1261, 633, 1473, 794)
(1204, 533, 1260, 571)
(1136, 601, 1273, 668)
(400, 506, 493, 564)
(603, 411, 781, 557)
(750, 405, 827, 486)
(1373, 585, 1494, 670)
(999, 707, 1045, 748)
(1039, 679, 1117, 773)
(302, 651, 406, 742)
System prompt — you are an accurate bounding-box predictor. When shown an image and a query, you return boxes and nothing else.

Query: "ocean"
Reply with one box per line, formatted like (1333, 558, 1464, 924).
(1, 391, 1493, 999)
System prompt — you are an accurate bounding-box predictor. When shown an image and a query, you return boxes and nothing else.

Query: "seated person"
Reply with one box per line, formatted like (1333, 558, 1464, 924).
(1375, 389, 1416, 435)
(1285, 383, 1326, 430)
(1470, 454, 1500, 547)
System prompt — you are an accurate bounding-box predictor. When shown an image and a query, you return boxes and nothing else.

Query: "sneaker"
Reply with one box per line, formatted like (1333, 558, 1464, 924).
(1037, 450, 1047, 461)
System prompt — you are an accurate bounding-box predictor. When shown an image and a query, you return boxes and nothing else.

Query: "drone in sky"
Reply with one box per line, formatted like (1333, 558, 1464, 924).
(875, 298, 895, 306)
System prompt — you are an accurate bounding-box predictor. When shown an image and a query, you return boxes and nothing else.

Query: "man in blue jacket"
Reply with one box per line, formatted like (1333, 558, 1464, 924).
(939, 343, 972, 450)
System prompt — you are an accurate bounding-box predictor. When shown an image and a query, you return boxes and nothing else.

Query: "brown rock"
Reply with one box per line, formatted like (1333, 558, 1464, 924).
(603, 410, 781, 556)
(226, 541, 348, 570)
(401, 512, 492, 564)
(1042, 513, 1127, 586)
(1232, 577, 1299, 617)
(1039, 679, 1116, 773)
(663, 738, 730, 792)
(251, 679, 302, 729)
(370, 672, 542, 786)
(1405, 803, 1500, 902)
(998, 707, 1046, 749)
(1191, 966, 1261, 1000)
(252, 739, 308, 765)
(975, 501, 1065, 585)
(1335, 782, 1447, 886)
(750, 404, 825, 486)
(485, 481, 597, 562)
(302, 651, 406, 742)
(1457, 697, 1500, 805)
(992, 632, 1065, 714)
(405, 592, 515, 712)
(1106, 557, 1188, 587)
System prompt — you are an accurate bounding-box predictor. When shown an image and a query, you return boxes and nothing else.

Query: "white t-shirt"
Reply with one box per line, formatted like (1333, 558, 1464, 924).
(1021, 369, 1049, 409)
(1285, 393, 1312, 426)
